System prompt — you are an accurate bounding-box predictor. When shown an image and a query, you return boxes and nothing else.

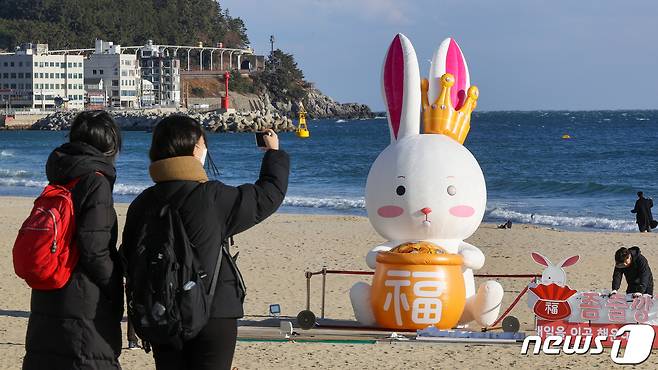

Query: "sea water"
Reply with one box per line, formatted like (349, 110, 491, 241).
(0, 110, 656, 232)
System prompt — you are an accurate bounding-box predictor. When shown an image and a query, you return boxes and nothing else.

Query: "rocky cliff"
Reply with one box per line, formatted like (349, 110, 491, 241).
(187, 80, 374, 119)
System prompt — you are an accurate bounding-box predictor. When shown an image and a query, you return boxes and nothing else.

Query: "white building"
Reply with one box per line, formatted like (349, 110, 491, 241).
(84, 40, 140, 108)
(84, 78, 105, 109)
(0, 43, 85, 110)
(139, 40, 181, 107)
(140, 79, 155, 107)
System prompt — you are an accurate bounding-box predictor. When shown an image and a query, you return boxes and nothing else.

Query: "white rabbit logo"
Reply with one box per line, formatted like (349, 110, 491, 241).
(531, 252, 580, 287)
(349, 34, 504, 328)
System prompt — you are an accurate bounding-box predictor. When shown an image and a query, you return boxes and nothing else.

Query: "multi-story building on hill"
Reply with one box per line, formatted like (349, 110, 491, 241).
(139, 40, 181, 107)
(84, 40, 140, 108)
(0, 43, 85, 110)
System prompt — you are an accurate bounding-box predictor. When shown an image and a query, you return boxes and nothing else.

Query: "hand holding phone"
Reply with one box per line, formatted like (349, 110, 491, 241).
(255, 129, 279, 150)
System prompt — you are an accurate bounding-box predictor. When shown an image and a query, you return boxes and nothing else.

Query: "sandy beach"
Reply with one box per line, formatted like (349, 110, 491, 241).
(1, 196, 655, 369)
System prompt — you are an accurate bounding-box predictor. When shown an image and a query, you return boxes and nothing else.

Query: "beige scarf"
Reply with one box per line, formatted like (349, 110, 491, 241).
(149, 156, 209, 183)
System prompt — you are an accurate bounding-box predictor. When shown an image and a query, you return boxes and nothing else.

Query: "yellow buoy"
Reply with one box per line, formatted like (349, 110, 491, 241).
(296, 103, 310, 138)
(562, 134, 571, 139)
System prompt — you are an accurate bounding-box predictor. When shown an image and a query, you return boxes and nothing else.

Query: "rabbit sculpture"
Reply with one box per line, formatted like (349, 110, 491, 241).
(531, 252, 580, 287)
(349, 34, 504, 328)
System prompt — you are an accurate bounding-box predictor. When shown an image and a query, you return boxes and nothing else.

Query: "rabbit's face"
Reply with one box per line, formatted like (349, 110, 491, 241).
(541, 266, 567, 286)
(366, 134, 486, 241)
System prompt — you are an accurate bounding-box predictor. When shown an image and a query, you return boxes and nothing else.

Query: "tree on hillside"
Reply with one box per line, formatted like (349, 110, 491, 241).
(257, 49, 308, 103)
(0, 0, 250, 50)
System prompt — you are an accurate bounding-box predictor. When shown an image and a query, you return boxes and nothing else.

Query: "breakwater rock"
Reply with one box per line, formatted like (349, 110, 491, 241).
(30, 109, 296, 132)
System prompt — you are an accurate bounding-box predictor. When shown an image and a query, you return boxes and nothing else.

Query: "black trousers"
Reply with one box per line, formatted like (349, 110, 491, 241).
(152, 318, 238, 370)
(127, 318, 138, 342)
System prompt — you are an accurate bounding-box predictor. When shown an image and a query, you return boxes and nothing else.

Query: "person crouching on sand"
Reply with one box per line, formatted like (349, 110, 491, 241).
(120, 115, 289, 370)
(612, 246, 654, 297)
(23, 111, 124, 370)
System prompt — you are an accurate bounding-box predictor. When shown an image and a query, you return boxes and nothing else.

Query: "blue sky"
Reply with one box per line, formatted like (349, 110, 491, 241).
(222, 0, 658, 111)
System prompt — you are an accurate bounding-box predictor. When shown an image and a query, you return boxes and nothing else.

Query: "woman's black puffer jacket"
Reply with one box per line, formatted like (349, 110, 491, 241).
(23, 142, 124, 370)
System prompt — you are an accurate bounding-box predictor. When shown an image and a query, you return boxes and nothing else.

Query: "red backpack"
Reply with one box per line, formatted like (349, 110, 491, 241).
(13, 177, 83, 290)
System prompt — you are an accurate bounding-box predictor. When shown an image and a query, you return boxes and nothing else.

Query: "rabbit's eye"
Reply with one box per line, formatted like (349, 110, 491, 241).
(396, 186, 406, 196)
(447, 185, 456, 196)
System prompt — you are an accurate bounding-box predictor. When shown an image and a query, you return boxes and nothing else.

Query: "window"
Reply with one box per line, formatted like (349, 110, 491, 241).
(39, 73, 44, 78)
(18, 61, 23, 67)
(112, 80, 119, 87)
(100, 70, 104, 75)
(2, 62, 6, 67)
(26, 72, 31, 78)
(34, 62, 38, 67)
(18, 73, 24, 78)
(78, 95, 82, 100)
(2, 83, 7, 89)
(10, 62, 14, 67)
(50, 83, 54, 89)
(2, 73, 7, 78)
(39, 62, 44, 67)
(68, 73, 72, 78)
(50, 73, 54, 78)
(18, 83, 24, 89)
(50, 62, 54, 67)
(93, 70, 97, 75)
(68, 84, 72, 89)
(10, 73, 16, 78)
(10, 83, 16, 89)
(55, 62, 60, 67)
(67, 63, 72, 68)
(55, 84, 59, 89)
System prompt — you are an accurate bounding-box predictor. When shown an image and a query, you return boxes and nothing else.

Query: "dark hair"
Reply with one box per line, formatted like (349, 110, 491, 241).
(70, 110, 122, 157)
(149, 115, 207, 162)
(638, 191, 644, 198)
(615, 247, 630, 264)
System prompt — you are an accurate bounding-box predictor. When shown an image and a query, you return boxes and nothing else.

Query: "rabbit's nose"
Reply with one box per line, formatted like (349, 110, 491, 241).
(421, 207, 432, 215)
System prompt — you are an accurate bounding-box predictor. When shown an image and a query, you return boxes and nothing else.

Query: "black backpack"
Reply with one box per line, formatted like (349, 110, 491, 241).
(121, 184, 223, 350)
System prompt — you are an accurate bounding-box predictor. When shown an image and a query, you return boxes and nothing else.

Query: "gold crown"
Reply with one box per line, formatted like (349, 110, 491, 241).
(421, 73, 479, 144)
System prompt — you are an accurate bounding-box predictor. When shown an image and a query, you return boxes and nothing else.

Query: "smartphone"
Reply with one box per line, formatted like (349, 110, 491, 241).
(255, 131, 268, 148)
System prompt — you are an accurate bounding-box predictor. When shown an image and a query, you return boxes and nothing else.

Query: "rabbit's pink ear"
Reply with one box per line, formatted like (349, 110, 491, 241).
(531, 252, 550, 267)
(381, 33, 420, 143)
(428, 38, 470, 109)
(560, 255, 580, 268)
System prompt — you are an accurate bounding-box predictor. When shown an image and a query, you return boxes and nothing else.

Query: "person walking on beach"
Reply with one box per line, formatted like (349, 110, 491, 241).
(22, 111, 124, 370)
(120, 115, 289, 370)
(611, 246, 654, 297)
(631, 191, 654, 232)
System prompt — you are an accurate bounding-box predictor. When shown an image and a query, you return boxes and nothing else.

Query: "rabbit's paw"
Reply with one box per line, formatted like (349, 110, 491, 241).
(459, 247, 485, 270)
(350, 282, 376, 326)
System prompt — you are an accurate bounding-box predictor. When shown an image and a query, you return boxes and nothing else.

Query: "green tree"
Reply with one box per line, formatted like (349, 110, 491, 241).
(257, 49, 307, 103)
(0, 0, 250, 50)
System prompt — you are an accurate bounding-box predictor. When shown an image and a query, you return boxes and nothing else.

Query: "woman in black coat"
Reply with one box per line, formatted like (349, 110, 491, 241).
(23, 111, 124, 370)
(120, 115, 289, 370)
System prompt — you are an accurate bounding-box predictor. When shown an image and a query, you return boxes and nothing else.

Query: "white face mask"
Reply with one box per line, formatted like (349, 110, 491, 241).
(198, 148, 207, 166)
